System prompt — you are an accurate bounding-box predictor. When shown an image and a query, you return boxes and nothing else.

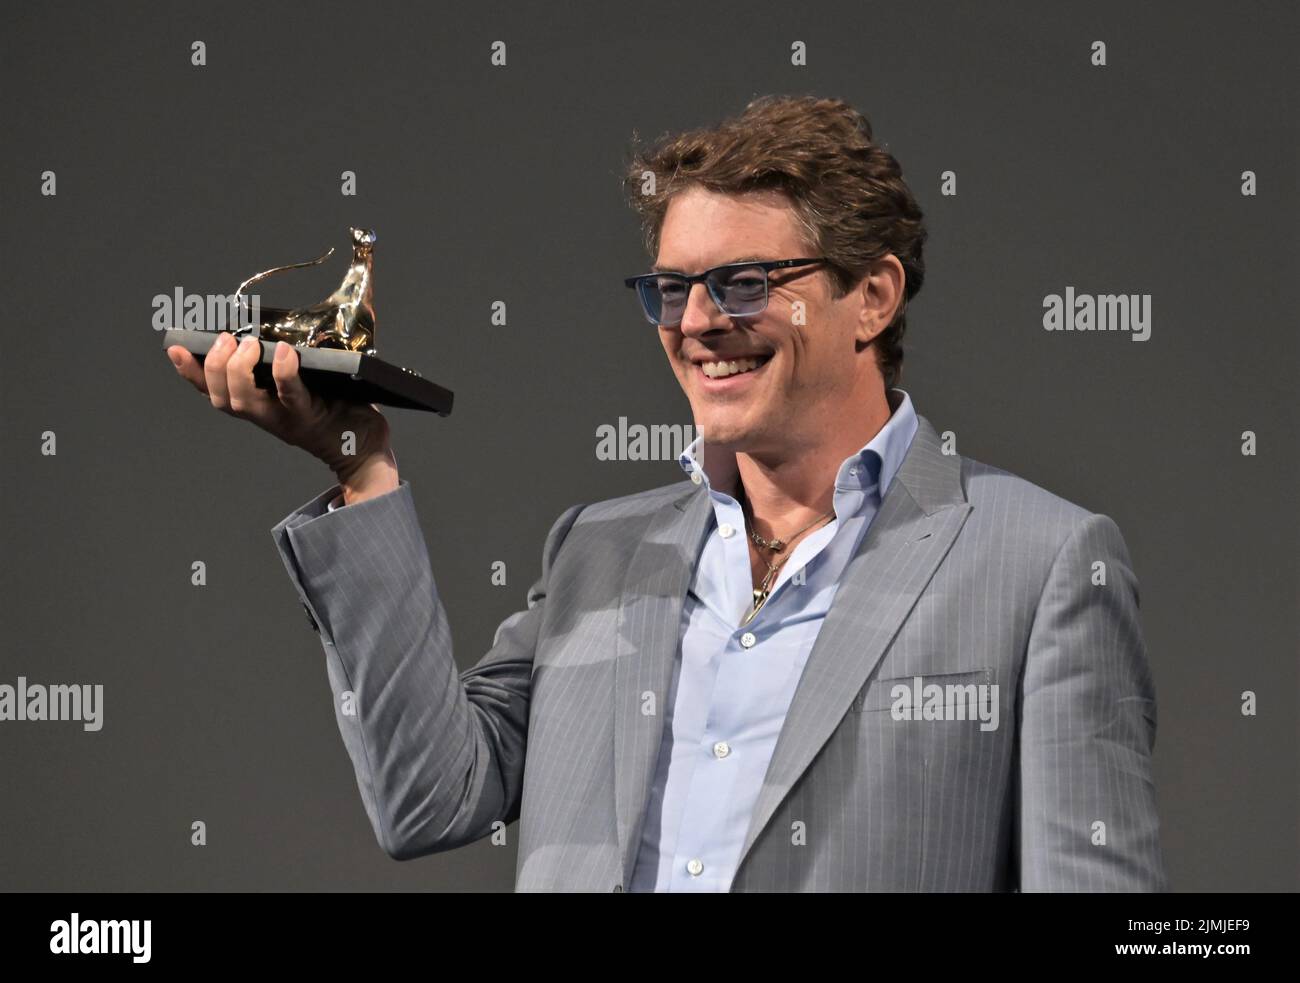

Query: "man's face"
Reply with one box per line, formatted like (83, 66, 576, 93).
(654, 185, 873, 457)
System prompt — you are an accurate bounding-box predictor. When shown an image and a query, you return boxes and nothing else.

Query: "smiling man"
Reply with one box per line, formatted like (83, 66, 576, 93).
(167, 93, 1166, 891)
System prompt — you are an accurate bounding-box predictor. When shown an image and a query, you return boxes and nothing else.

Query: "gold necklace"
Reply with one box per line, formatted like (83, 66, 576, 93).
(738, 491, 834, 626)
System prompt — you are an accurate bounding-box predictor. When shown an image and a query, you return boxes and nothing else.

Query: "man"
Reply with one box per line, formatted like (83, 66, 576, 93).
(166, 94, 1166, 891)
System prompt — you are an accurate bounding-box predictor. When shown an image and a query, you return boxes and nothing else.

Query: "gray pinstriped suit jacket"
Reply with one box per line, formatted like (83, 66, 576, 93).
(271, 414, 1167, 891)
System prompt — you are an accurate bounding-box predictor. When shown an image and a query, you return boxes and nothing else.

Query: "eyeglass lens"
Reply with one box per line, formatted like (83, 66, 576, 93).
(640, 265, 768, 324)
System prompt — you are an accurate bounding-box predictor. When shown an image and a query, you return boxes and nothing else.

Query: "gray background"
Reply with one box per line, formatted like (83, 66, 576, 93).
(1, 0, 1294, 891)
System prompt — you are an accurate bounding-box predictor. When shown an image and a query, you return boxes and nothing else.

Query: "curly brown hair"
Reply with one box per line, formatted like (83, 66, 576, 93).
(622, 94, 927, 390)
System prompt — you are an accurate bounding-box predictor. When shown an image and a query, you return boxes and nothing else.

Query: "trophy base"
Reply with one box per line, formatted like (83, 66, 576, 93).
(162, 329, 454, 415)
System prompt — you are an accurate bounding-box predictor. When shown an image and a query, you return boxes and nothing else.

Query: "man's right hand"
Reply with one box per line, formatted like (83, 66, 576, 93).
(166, 332, 399, 505)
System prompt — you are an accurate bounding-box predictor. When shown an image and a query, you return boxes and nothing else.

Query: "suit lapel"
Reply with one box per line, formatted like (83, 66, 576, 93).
(733, 414, 971, 872)
(613, 484, 713, 886)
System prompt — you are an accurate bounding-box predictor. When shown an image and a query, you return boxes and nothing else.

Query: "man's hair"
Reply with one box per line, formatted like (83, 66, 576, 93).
(622, 94, 927, 390)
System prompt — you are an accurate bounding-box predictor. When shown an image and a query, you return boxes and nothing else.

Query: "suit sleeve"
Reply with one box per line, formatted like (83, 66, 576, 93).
(270, 480, 585, 860)
(1016, 511, 1168, 891)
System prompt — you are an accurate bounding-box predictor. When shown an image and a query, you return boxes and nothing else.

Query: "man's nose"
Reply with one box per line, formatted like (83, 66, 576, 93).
(678, 282, 733, 337)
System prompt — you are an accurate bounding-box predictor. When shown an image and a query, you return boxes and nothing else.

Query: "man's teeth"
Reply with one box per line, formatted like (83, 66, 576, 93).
(701, 356, 766, 379)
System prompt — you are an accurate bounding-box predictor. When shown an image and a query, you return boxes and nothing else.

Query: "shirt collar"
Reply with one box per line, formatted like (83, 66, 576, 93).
(678, 387, 918, 503)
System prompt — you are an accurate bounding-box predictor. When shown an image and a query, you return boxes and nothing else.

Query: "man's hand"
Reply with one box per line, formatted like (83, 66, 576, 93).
(166, 333, 399, 505)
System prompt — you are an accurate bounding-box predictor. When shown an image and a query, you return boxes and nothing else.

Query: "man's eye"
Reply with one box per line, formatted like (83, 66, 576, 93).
(727, 276, 765, 294)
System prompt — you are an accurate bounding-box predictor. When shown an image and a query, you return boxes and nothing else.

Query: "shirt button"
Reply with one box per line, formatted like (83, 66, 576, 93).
(686, 859, 704, 876)
(740, 631, 756, 649)
(718, 522, 735, 538)
(690, 472, 703, 485)
(713, 741, 731, 758)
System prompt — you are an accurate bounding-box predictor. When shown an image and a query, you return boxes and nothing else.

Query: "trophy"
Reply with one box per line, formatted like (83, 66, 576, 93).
(162, 227, 453, 414)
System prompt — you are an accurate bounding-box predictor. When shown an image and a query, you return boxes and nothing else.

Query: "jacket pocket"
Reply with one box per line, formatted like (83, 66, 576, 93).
(852, 667, 993, 713)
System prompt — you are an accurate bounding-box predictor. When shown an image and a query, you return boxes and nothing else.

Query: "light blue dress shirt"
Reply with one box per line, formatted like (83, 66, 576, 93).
(628, 388, 919, 891)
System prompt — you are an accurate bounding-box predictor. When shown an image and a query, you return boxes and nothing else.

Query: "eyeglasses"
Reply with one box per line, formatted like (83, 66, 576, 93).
(623, 257, 830, 326)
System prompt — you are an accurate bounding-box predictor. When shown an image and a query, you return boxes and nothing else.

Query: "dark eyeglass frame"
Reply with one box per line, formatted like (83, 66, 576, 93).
(623, 257, 831, 326)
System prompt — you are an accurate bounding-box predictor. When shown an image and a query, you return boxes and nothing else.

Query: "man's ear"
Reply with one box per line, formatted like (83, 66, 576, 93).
(853, 254, 906, 345)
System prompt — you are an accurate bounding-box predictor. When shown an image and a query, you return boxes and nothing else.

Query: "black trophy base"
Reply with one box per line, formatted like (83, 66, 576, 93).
(163, 329, 454, 415)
